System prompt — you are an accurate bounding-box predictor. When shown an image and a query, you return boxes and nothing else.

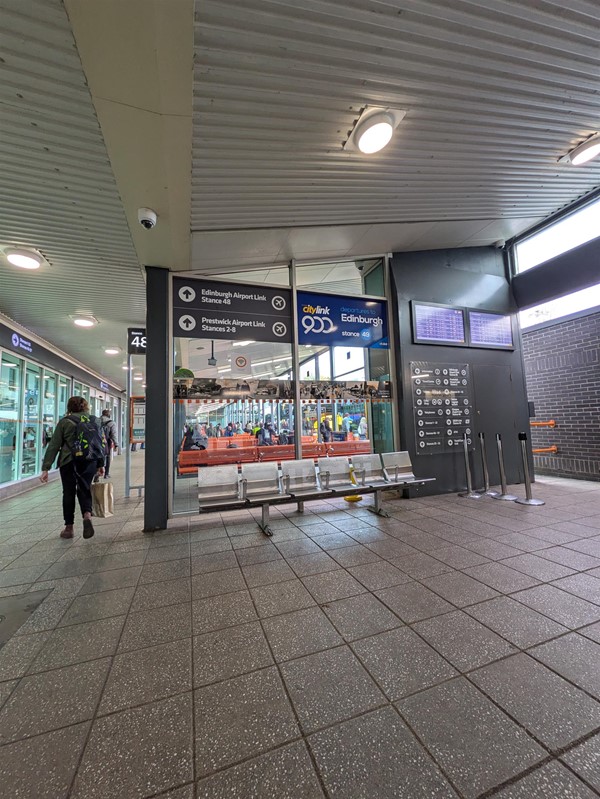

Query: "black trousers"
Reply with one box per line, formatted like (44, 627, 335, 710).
(104, 451, 112, 477)
(59, 460, 98, 525)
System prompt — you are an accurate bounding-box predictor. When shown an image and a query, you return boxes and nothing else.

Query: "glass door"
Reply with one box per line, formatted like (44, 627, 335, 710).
(58, 376, 69, 419)
(42, 371, 57, 467)
(22, 363, 41, 477)
(0, 352, 23, 484)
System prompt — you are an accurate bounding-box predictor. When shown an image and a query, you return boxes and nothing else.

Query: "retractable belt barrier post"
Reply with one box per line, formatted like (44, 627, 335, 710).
(477, 432, 499, 497)
(515, 432, 545, 506)
(492, 433, 517, 501)
(458, 432, 482, 499)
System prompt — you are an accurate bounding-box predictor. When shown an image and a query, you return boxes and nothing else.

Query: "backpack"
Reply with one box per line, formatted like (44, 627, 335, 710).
(66, 414, 106, 463)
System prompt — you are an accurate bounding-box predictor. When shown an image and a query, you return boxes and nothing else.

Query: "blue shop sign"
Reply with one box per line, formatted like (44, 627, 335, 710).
(297, 292, 388, 348)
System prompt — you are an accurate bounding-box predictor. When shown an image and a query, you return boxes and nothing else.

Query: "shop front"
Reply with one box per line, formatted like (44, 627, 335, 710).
(0, 319, 124, 494)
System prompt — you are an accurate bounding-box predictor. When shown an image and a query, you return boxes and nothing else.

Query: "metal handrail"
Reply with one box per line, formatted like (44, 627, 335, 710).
(531, 420, 556, 427)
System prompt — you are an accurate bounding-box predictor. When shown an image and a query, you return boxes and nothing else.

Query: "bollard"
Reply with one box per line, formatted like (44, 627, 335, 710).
(491, 433, 518, 501)
(477, 432, 499, 497)
(515, 432, 545, 506)
(458, 433, 482, 499)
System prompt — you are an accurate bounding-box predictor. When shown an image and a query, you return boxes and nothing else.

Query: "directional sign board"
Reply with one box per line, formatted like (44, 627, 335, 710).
(127, 328, 147, 355)
(297, 291, 388, 348)
(173, 278, 292, 343)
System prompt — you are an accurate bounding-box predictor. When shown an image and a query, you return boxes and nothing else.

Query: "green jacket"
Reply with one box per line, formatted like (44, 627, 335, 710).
(42, 413, 102, 471)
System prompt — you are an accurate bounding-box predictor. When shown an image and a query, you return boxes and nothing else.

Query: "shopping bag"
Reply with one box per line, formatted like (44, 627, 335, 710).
(92, 481, 114, 518)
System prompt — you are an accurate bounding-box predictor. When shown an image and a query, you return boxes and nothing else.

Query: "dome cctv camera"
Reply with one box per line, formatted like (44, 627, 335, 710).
(138, 208, 157, 230)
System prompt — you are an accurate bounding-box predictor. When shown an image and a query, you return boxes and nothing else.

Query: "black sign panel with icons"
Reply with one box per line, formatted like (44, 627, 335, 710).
(127, 328, 147, 355)
(411, 362, 475, 454)
(172, 277, 292, 344)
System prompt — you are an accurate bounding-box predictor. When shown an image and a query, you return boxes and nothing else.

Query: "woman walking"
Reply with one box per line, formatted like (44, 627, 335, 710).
(40, 396, 105, 539)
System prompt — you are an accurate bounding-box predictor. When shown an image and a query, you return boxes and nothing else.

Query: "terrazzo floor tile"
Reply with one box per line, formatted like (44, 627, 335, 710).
(261, 606, 343, 661)
(193, 621, 273, 685)
(280, 645, 386, 733)
(195, 740, 325, 799)
(494, 533, 551, 552)
(191, 567, 246, 599)
(194, 667, 299, 777)
(71, 693, 193, 799)
(144, 543, 191, 563)
(328, 544, 381, 568)
(138, 558, 191, 584)
(537, 546, 600, 571)
(309, 532, 357, 550)
(131, 577, 192, 612)
(470, 653, 600, 749)
(27, 617, 124, 673)
(308, 706, 457, 799)
(275, 539, 321, 558)
(0, 565, 47, 587)
(189, 538, 232, 556)
(529, 633, 600, 700)
(300, 569, 367, 604)
(99, 638, 192, 715)
(465, 596, 569, 648)
(0, 722, 90, 799)
(190, 550, 238, 575)
(78, 565, 143, 594)
(286, 551, 339, 577)
(422, 571, 499, 607)
(428, 545, 490, 569)
(352, 626, 457, 700)
(461, 539, 525, 561)
(192, 590, 258, 635)
(375, 581, 454, 623)
(551, 573, 600, 605)
(390, 551, 454, 579)
(58, 586, 135, 626)
(580, 621, 600, 644)
(565, 538, 600, 557)
(346, 560, 411, 590)
(0, 678, 17, 709)
(461, 562, 540, 593)
(500, 553, 575, 581)
(513, 584, 600, 628)
(230, 532, 273, 550)
(397, 677, 545, 799)
(240, 558, 296, 588)
(14, 597, 72, 635)
(153, 786, 194, 799)
(0, 657, 110, 743)
(233, 545, 282, 567)
(250, 579, 316, 617)
(413, 610, 517, 672)
(118, 602, 192, 652)
(322, 592, 403, 641)
(561, 733, 600, 793)
(493, 761, 597, 798)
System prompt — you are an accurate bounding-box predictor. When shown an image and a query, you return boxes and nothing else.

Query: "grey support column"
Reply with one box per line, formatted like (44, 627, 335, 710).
(144, 266, 170, 531)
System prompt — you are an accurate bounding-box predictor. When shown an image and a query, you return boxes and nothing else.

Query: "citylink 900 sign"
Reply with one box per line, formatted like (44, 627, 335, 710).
(301, 303, 335, 334)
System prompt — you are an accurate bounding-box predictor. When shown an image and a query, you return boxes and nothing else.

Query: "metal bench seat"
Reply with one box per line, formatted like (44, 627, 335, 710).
(381, 451, 436, 485)
(351, 453, 389, 488)
(240, 463, 291, 536)
(198, 465, 243, 510)
(317, 456, 356, 492)
(281, 459, 331, 498)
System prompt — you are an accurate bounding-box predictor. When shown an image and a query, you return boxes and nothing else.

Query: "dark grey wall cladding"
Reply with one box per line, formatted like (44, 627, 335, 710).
(391, 247, 531, 495)
(522, 310, 600, 482)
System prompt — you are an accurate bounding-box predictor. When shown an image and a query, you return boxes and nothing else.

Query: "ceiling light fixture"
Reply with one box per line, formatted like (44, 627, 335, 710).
(4, 248, 43, 269)
(344, 106, 406, 155)
(71, 315, 98, 328)
(104, 347, 121, 355)
(560, 133, 600, 166)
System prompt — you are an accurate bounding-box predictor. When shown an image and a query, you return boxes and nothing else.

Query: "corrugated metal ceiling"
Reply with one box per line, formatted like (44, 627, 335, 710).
(191, 0, 600, 237)
(0, 0, 144, 388)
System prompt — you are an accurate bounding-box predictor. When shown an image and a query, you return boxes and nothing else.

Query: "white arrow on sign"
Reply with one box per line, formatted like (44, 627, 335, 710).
(179, 315, 196, 331)
(178, 286, 196, 302)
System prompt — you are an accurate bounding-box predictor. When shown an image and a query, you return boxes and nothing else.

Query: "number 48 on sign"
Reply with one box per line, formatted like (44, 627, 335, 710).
(128, 328, 147, 355)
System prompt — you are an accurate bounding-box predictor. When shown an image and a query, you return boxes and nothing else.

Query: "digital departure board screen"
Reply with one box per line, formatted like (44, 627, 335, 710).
(412, 303, 466, 346)
(468, 311, 513, 349)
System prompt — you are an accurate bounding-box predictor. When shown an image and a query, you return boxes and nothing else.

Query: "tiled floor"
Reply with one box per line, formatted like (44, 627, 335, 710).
(1, 455, 600, 797)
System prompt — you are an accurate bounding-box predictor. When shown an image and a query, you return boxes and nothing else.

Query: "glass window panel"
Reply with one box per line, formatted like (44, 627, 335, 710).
(42, 371, 57, 457)
(58, 377, 69, 418)
(22, 364, 41, 477)
(0, 352, 23, 484)
(519, 283, 600, 328)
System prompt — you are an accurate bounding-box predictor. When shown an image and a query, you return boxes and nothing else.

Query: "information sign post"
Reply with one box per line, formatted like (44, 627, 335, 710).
(126, 328, 147, 498)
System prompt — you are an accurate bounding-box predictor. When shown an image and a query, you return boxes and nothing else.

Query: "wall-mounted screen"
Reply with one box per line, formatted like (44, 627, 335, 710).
(412, 302, 466, 346)
(468, 310, 513, 349)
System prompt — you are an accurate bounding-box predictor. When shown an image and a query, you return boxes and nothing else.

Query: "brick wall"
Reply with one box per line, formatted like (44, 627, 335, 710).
(522, 310, 600, 481)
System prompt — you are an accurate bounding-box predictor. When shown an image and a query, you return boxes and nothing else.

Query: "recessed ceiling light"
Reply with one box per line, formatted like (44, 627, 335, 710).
(561, 133, 600, 166)
(344, 107, 406, 155)
(104, 347, 121, 355)
(134, 376, 143, 381)
(71, 315, 98, 327)
(121, 365, 131, 370)
(5, 248, 43, 269)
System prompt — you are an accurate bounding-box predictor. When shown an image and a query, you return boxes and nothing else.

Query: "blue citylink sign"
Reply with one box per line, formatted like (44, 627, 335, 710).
(297, 291, 388, 348)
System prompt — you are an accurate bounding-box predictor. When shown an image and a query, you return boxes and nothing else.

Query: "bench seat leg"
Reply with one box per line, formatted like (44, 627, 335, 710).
(297, 501, 304, 514)
(367, 490, 390, 518)
(259, 503, 273, 537)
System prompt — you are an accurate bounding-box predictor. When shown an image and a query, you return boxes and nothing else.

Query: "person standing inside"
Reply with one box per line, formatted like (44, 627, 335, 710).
(341, 413, 352, 436)
(40, 396, 105, 540)
(358, 415, 368, 439)
(319, 417, 332, 443)
(100, 409, 119, 478)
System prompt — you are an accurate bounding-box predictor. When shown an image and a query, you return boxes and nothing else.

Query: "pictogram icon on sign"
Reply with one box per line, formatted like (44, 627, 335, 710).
(235, 356, 248, 369)
(178, 286, 196, 302)
(272, 296, 286, 311)
(272, 322, 287, 337)
(179, 315, 196, 331)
